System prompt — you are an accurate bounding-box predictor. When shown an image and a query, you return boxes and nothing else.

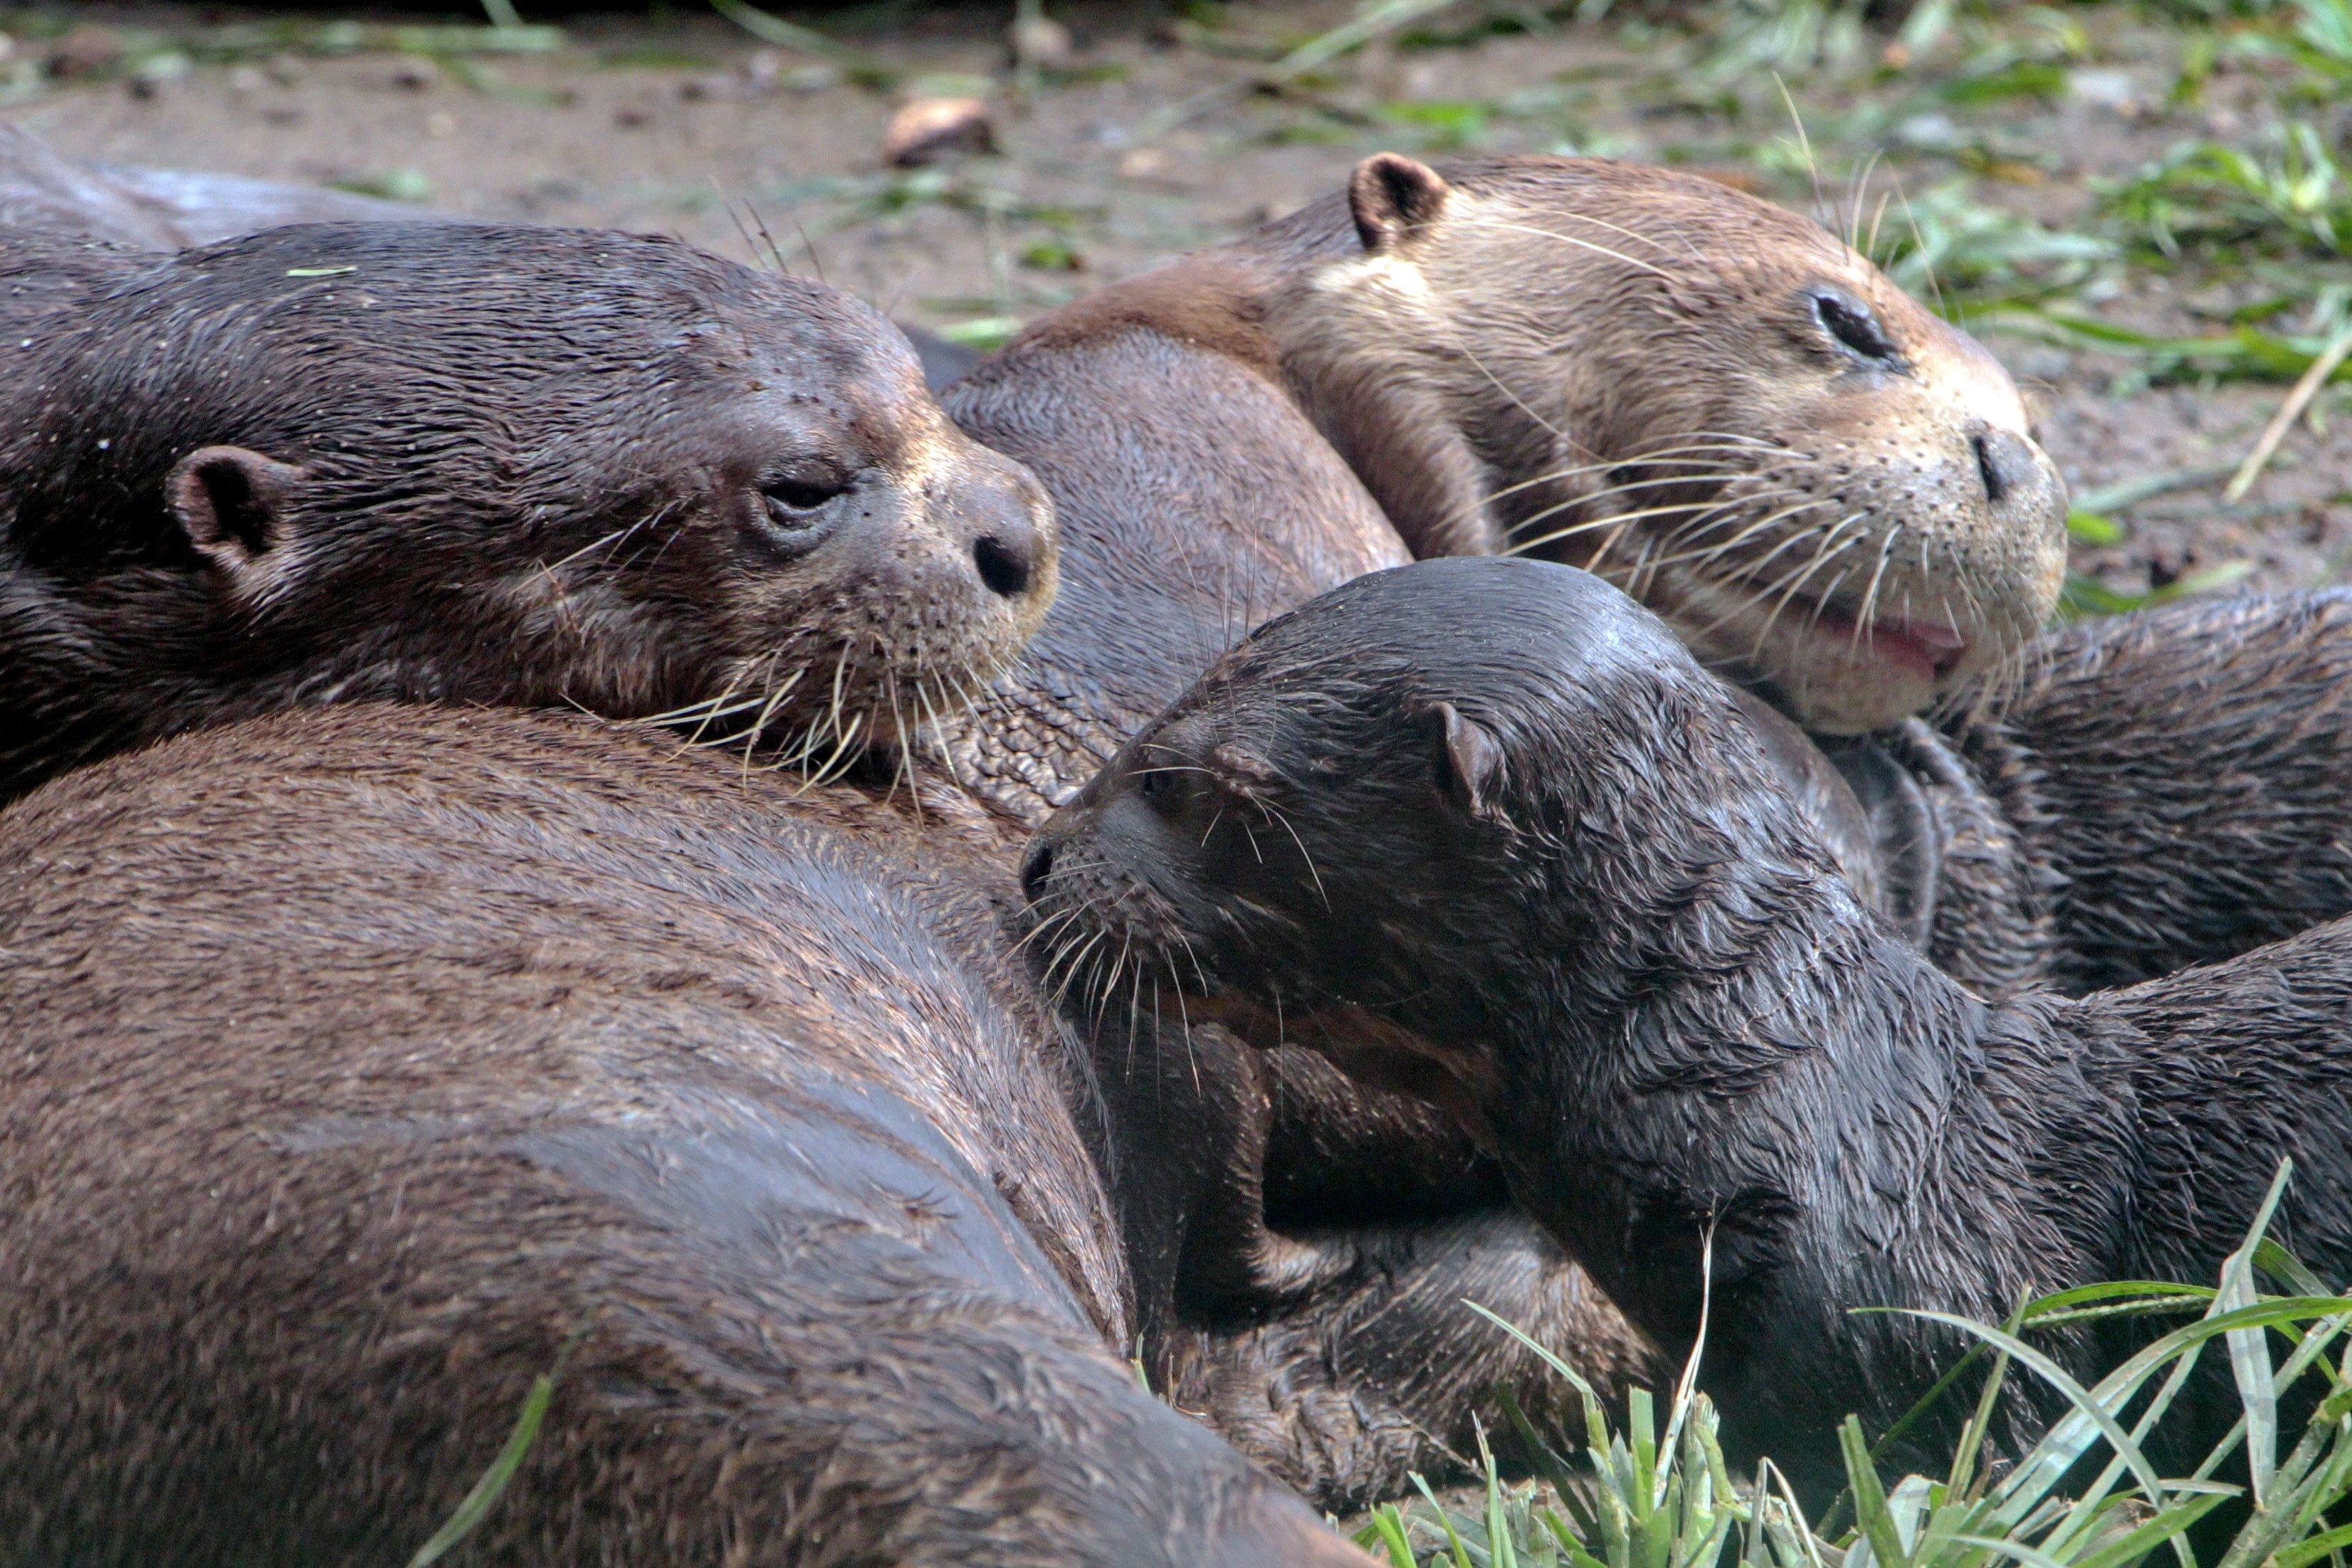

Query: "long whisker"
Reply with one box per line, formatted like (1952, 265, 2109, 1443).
(1474, 218, 1671, 276)
(1477, 443, 1775, 511)
(1505, 494, 1776, 559)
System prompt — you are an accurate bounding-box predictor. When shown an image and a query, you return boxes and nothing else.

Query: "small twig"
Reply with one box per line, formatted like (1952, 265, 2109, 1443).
(705, 0, 870, 70)
(2072, 462, 2237, 517)
(2227, 322, 2352, 503)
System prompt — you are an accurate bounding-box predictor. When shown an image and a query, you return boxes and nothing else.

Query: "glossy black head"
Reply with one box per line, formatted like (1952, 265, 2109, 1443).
(1022, 558, 1832, 1081)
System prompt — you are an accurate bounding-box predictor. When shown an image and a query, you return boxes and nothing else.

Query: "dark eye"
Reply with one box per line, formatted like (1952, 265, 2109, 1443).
(761, 461, 854, 520)
(1812, 292, 1901, 364)
(1136, 765, 1190, 818)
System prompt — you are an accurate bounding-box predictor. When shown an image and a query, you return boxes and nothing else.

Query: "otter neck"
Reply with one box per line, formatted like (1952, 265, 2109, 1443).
(1146, 218, 1510, 562)
(1469, 801, 2126, 1466)
(0, 573, 223, 800)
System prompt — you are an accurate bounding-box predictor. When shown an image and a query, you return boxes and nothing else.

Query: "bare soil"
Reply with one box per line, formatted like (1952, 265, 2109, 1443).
(6, 0, 2348, 599)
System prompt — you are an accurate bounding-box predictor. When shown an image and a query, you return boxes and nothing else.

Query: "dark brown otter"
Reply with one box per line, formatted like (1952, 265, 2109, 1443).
(0, 703, 1371, 1567)
(1024, 556, 2352, 1502)
(0, 219, 1054, 801)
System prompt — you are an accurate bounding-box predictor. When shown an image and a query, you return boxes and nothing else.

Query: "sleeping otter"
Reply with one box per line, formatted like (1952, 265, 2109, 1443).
(0, 221, 1052, 801)
(1024, 556, 2352, 1500)
(0, 705, 1369, 1566)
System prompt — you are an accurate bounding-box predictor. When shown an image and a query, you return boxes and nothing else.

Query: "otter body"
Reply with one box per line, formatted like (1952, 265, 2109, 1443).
(0, 705, 1365, 1566)
(1026, 557, 2352, 1501)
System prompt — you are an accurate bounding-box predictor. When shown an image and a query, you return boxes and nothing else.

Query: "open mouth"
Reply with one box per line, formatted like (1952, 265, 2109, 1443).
(1792, 599, 1968, 684)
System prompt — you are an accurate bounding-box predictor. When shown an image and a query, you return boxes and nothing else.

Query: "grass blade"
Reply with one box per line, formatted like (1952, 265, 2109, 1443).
(407, 1372, 555, 1568)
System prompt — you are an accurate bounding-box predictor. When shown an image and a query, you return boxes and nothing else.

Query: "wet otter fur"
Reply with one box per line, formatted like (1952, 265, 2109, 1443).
(1025, 557, 2352, 1500)
(0, 703, 1372, 1567)
(0, 220, 1053, 800)
(0, 206, 1535, 1513)
(926, 150, 2343, 1505)
(952, 159, 2352, 1508)
(933, 177, 1680, 1502)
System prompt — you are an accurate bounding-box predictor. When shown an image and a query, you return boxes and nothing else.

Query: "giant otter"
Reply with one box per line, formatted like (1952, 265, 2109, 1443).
(0, 705, 1369, 1566)
(1023, 556, 2352, 1500)
(12, 147, 2347, 1516)
(0, 220, 1053, 801)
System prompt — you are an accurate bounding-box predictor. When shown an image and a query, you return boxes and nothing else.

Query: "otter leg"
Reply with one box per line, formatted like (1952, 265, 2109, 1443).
(1116, 1036, 1660, 1512)
(1090, 1019, 1370, 1369)
(1958, 591, 2352, 992)
(1162, 1209, 1661, 1514)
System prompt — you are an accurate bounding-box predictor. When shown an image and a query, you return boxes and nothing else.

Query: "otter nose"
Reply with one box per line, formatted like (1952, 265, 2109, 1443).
(947, 454, 1054, 605)
(1019, 837, 1056, 902)
(1970, 426, 2040, 507)
(972, 519, 1042, 601)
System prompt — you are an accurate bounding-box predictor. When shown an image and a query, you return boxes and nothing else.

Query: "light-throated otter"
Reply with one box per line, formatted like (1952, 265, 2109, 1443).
(952, 152, 2064, 747)
(1025, 556, 2352, 1504)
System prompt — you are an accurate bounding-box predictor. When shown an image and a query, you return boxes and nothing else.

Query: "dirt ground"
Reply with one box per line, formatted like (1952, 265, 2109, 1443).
(5, 0, 2351, 601)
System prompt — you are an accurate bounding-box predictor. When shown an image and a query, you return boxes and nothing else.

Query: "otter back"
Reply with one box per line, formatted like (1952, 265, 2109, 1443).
(0, 703, 1363, 1567)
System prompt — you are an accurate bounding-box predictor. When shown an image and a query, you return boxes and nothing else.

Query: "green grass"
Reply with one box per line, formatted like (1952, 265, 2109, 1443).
(1352, 1164, 2352, 1568)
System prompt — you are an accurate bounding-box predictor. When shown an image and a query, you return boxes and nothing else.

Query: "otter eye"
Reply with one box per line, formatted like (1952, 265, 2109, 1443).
(1135, 764, 1192, 818)
(1812, 292, 1900, 364)
(761, 461, 853, 519)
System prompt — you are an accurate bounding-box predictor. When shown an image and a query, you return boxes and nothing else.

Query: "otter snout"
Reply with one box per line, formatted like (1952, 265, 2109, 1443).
(928, 441, 1061, 634)
(956, 464, 1052, 606)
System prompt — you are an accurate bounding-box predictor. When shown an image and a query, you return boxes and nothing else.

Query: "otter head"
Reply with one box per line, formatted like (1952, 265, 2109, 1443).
(0, 222, 1054, 794)
(1021, 557, 1842, 1135)
(1270, 154, 2067, 734)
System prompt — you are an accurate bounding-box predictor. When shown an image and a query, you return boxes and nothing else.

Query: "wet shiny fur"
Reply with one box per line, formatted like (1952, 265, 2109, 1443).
(1028, 558, 2352, 1501)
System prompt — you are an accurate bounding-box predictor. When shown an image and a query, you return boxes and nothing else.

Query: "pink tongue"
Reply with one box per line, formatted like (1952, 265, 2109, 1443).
(1809, 608, 1966, 683)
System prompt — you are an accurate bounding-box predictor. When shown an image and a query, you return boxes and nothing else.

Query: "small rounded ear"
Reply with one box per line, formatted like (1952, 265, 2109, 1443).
(1348, 153, 1451, 254)
(1421, 701, 1504, 819)
(166, 446, 308, 579)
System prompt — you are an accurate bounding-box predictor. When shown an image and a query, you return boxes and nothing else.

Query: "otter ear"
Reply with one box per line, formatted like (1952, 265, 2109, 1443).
(1420, 701, 1503, 819)
(1349, 153, 1452, 254)
(167, 446, 309, 580)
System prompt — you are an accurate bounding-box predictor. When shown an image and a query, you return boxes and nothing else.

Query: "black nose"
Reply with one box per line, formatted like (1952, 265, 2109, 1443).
(1019, 838, 1055, 901)
(973, 532, 1035, 599)
(1971, 427, 2037, 507)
